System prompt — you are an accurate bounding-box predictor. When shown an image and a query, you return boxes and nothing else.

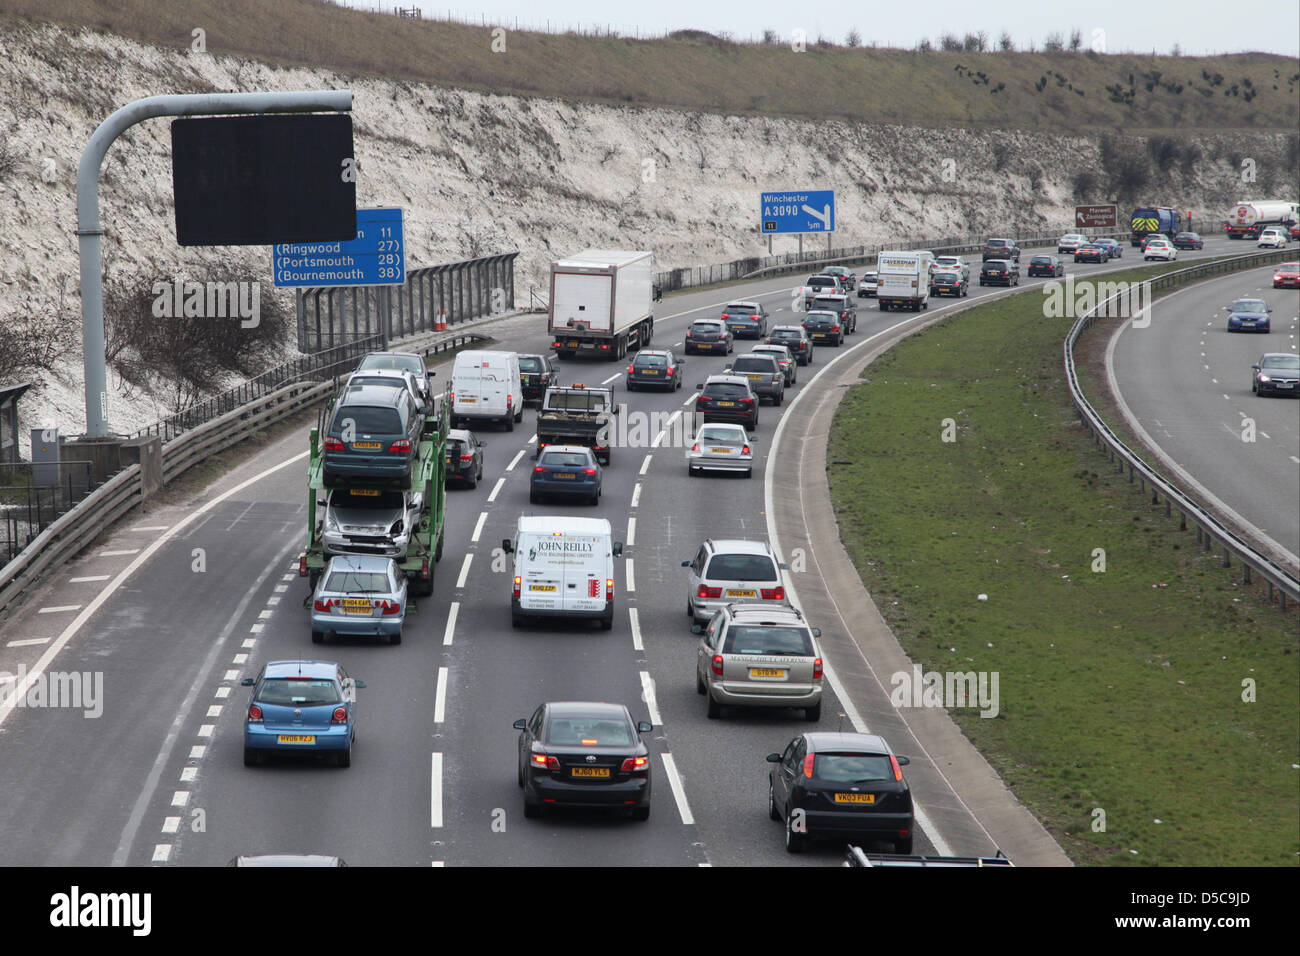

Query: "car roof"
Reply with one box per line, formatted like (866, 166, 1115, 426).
(725, 300, 760, 308)
(325, 554, 396, 572)
(336, 385, 406, 407)
(804, 732, 894, 754)
(751, 343, 790, 352)
(692, 317, 725, 325)
(539, 444, 596, 456)
(804, 310, 839, 318)
(446, 428, 476, 441)
(544, 701, 632, 720)
(706, 538, 774, 555)
(724, 604, 804, 624)
(1260, 352, 1298, 360)
(811, 292, 847, 299)
(635, 349, 673, 356)
(698, 421, 748, 431)
(704, 374, 753, 387)
(516, 515, 612, 535)
(263, 660, 342, 680)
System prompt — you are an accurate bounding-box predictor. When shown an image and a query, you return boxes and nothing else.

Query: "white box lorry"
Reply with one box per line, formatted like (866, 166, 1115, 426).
(549, 250, 655, 361)
(876, 251, 932, 312)
(503, 516, 623, 630)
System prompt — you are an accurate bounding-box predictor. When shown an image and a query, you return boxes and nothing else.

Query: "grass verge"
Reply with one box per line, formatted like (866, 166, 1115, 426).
(826, 265, 1299, 865)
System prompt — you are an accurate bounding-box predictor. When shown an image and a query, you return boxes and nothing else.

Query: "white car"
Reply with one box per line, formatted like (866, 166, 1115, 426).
(857, 272, 878, 298)
(1058, 234, 1088, 253)
(933, 255, 971, 281)
(1144, 240, 1177, 262)
(1258, 228, 1288, 249)
(687, 423, 755, 478)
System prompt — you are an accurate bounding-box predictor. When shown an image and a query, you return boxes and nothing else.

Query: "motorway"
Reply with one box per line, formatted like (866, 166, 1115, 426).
(1109, 264, 1300, 565)
(0, 235, 1244, 867)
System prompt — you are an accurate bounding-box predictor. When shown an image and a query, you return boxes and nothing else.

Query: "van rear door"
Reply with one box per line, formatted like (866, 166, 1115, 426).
(517, 531, 563, 612)
(559, 531, 608, 614)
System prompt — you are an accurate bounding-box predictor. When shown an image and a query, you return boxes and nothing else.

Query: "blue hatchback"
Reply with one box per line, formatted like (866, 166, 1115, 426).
(242, 661, 365, 767)
(1226, 298, 1272, 333)
(530, 445, 602, 505)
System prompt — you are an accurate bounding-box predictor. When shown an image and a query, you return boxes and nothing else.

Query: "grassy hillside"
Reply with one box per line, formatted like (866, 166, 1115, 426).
(1, 0, 1296, 132)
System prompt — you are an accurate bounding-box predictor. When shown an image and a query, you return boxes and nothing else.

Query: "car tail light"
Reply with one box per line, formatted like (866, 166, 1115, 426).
(890, 754, 904, 781)
(802, 754, 815, 779)
(831, 325, 840, 332)
(711, 654, 724, 677)
(449, 390, 455, 404)
(247, 704, 263, 722)
(582, 468, 597, 476)
(506, 394, 513, 407)
(420, 559, 430, 581)
(691, 443, 700, 452)
(533, 466, 547, 473)
(460, 453, 474, 461)
(666, 366, 674, 375)
(513, 576, 521, 598)
(685, 331, 693, 338)
(742, 444, 751, 455)
(332, 706, 348, 724)
(599, 344, 609, 350)
(313, 598, 336, 611)
(621, 756, 649, 772)
(697, 395, 711, 404)
(740, 398, 754, 406)
(813, 658, 823, 680)
(697, 585, 721, 599)
(720, 313, 729, 320)
(606, 578, 614, 600)
(626, 365, 634, 373)
(298, 555, 308, 577)
(531, 753, 561, 771)
(388, 439, 411, 453)
(379, 600, 402, 616)
(760, 586, 784, 600)
(324, 436, 344, 451)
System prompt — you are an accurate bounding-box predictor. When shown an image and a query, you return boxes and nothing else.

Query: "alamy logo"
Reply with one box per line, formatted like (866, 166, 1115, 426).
(49, 886, 151, 936)
(0, 665, 103, 718)
(889, 665, 1000, 718)
(1041, 275, 1152, 326)
(151, 278, 261, 328)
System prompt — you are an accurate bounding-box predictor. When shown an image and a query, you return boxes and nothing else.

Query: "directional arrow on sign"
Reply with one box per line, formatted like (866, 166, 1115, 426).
(1076, 210, 1086, 224)
(802, 203, 831, 229)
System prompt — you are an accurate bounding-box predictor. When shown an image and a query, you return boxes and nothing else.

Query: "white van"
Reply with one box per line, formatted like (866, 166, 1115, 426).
(450, 350, 523, 431)
(876, 251, 931, 312)
(503, 516, 623, 630)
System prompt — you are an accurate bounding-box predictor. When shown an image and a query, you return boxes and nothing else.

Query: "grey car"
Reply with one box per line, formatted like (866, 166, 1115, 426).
(687, 423, 755, 477)
(809, 293, 857, 334)
(682, 538, 789, 624)
(694, 603, 824, 720)
(356, 351, 433, 400)
(723, 353, 785, 405)
(750, 344, 797, 386)
(310, 554, 408, 645)
(1252, 353, 1300, 396)
(320, 487, 420, 559)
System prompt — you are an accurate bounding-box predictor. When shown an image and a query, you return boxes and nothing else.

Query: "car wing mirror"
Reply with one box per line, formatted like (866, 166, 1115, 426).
(502, 539, 514, 553)
(354, 680, 366, 689)
(812, 627, 822, 637)
(1251, 364, 1261, 370)
(681, 560, 691, 567)
(690, 623, 703, 635)
(766, 753, 782, 763)
(513, 719, 527, 730)
(613, 542, 624, 556)
(637, 721, 653, 734)
(896, 755, 910, 766)
(240, 678, 255, 687)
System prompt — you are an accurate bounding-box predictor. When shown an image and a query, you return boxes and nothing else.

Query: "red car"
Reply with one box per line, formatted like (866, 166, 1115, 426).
(1274, 263, 1300, 289)
(1290, 224, 1300, 241)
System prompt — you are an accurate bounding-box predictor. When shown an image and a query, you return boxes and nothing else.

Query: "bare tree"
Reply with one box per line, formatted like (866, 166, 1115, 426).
(1069, 28, 1082, 51)
(1044, 32, 1065, 52)
(846, 29, 861, 47)
(917, 37, 934, 52)
(998, 30, 1014, 51)
(940, 32, 962, 51)
(761, 28, 777, 44)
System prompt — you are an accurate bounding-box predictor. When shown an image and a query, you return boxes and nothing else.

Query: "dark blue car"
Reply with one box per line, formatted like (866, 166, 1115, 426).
(530, 445, 602, 505)
(1226, 298, 1272, 333)
(242, 661, 365, 767)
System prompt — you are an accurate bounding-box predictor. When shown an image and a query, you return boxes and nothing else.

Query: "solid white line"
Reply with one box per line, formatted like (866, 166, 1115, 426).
(38, 605, 81, 614)
(639, 454, 652, 475)
(455, 554, 473, 588)
(487, 476, 506, 502)
(443, 601, 459, 646)
(131, 526, 170, 532)
(471, 512, 488, 543)
(660, 753, 695, 826)
(601, 373, 620, 385)
(98, 549, 139, 556)
(6, 638, 49, 647)
(630, 483, 641, 508)
(639, 670, 661, 724)
(507, 448, 526, 471)
(626, 517, 637, 547)
(151, 844, 171, 862)
(69, 575, 110, 583)
(431, 753, 443, 828)
(629, 607, 643, 651)
(625, 558, 635, 592)
(434, 667, 448, 723)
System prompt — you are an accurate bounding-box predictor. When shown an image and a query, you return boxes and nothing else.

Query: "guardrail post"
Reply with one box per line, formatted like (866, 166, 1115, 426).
(1222, 546, 1230, 568)
(1243, 565, 1251, 585)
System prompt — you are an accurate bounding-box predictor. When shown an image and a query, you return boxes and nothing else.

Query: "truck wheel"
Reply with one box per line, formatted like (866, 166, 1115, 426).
(600, 614, 613, 631)
(506, 413, 515, 432)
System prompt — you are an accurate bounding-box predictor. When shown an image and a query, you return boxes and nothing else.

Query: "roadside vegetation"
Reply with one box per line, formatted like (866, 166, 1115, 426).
(2, 0, 1296, 131)
(826, 263, 1299, 865)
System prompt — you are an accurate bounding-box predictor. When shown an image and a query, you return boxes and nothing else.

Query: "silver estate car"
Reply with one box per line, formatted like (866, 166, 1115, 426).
(694, 603, 824, 721)
(687, 423, 755, 478)
(682, 538, 789, 624)
(310, 554, 408, 645)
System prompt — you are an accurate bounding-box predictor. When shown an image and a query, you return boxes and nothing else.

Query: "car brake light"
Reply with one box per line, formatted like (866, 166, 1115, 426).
(460, 453, 473, 461)
(802, 754, 815, 779)
(890, 754, 903, 781)
(813, 658, 823, 680)
(379, 600, 402, 616)
(513, 576, 521, 598)
(720, 313, 729, 320)
(759, 586, 784, 600)
(742, 444, 750, 455)
(697, 585, 721, 599)
(299, 555, 308, 577)
(247, 704, 263, 722)
(626, 365, 634, 373)
(711, 655, 724, 677)
(582, 468, 597, 476)
(389, 439, 411, 453)
(831, 325, 840, 332)
(606, 578, 614, 600)
(666, 366, 674, 374)
(324, 436, 344, 451)
(332, 706, 348, 724)
(740, 398, 754, 405)
(533, 466, 546, 473)
(621, 756, 649, 772)
(313, 598, 335, 611)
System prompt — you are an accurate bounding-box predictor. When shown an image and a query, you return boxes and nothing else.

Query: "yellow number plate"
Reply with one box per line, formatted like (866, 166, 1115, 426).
(642, 369, 659, 375)
(342, 599, 371, 614)
(530, 584, 557, 592)
(747, 374, 764, 380)
(571, 767, 611, 778)
(567, 340, 580, 347)
(726, 588, 757, 598)
(350, 488, 379, 496)
(717, 401, 736, 407)
(710, 447, 731, 454)
(834, 793, 877, 804)
(460, 396, 476, 402)
(750, 668, 786, 678)
(555, 472, 576, 479)
(352, 441, 381, 450)
(277, 735, 316, 745)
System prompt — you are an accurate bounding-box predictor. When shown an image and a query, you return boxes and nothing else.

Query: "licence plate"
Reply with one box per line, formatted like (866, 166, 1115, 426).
(567, 340, 580, 347)
(710, 447, 732, 454)
(277, 735, 315, 745)
(555, 472, 576, 479)
(747, 374, 763, 381)
(726, 588, 757, 598)
(342, 599, 371, 614)
(352, 441, 381, 450)
(717, 401, 735, 407)
(460, 396, 476, 402)
(750, 668, 786, 678)
(642, 369, 659, 375)
(834, 793, 876, 804)
(350, 488, 379, 496)
(530, 584, 557, 592)
(571, 767, 610, 778)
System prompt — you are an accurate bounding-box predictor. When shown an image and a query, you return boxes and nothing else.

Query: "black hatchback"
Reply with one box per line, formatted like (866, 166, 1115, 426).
(626, 349, 683, 391)
(696, 376, 759, 429)
(979, 259, 1020, 286)
(518, 353, 558, 406)
(767, 732, 914, 854)
(766, 326, 814, 366)
(1027, 255, 1064, 277)
(684, 319, 733, 355)
(444, 428, 484, 488)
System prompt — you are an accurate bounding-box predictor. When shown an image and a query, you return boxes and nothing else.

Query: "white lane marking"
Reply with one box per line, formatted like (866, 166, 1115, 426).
(629, 607, 643, 651)
(443, 601, 459, 646)
(180, 767, 197, 783)
(487, 477, 506, 502)
(1291, 456, 1300, 464)
(273, 584, 287, 593)
(601, 373, 620, 385)
(131, 526, 170, 532)
(249, 623, 263, 633)
(152, 844, 171, 862)
(38, 605, 81, 614)
(660, 753, 695, 826)
(189, 746, 206, 759)
(639, 670, 661, 724)
(651, 410, 682, 447)
(630, 483, 641, 508)
(257, 609, 272, 619)
(232, 654, 248, 665)
(98, 549, 139, 556)
(241, 638, 256, 648)
(69, 575, 110, 583)
(170, 791, 189, 807)
(214, 687, 230, 699)
(471, 512, 488, 543)
(281, 574, 294, 582)
(639, 454, 652, 475)
(431, 860, 445, 867)
(527, 433, 537, 444)
(434, 667, 448, 723)
(161, 817, 180, 834)
(681, 393, 697, 407)
(431, 753, 443, 828)
(266, 596, 280, 606)
(6, 638, 49, 647)
(206, 706, 222, 717)
(625, 558, 635, 592)
(455, 554, 473, 589)
(626, 517, 637, 547)
(507, 449, 526, 471)
(197, 724, 214, 737)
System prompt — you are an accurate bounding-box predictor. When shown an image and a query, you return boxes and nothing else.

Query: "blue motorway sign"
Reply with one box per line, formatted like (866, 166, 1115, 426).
(272, 207, 405, 287)
(760, 190, 835, 234)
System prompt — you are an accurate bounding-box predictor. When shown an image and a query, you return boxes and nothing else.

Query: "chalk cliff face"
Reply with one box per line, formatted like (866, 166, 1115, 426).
(0, 19, 1292, 445)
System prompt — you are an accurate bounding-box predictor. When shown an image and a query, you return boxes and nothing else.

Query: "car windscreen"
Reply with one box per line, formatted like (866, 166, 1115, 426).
(324, 570, 391, 593)
(813, 753, 894, 783)
(332, 489, 405, 509)
(1233, 300, 1266, 312)
(359, 355, 422, 374)
(258, 678, 343, 706)
(330, 406, 402, 435)
(539, 452, 591, 468)
(703, 383, 751, 400)
(1262, 355, 1299, 369)
(517, 356, 544, 372)
(706, 553, 777, 581)
(634, 353, 668, 367)
(544, 717, 634, 747)
(730, 356, 775, 372)
(722, 625, 813, 656)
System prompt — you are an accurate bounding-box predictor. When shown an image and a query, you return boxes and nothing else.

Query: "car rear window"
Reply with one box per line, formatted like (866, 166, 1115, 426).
(933, 273, 959, 281)
(702, 383, 751, 399)
(1031, 256, 1052, 264)
(258, 678, 342, 707)
(518, 356, 544, 372)
(545, 717, 633, 747)
(540, 451, 592, 468)
(983, 261, 1007, 269)
(634, 353, 668, 367)
(725, 304, 757, 315)
(445, 439, 466, 455)
(705, 553, 777, 581)
(546, 392, 609, 411)
(697, 426, 742, 442)
(986, 239, 1008, 247)
(770, 329, 801, 339)
(731, 356, 774, 372)
(324, 570, 391, 593)
(359, 354, 423, 375)
(722, 625, 813, 656)
(813, 753, 894, 783)
(330, 406, 403, 435)
(691, 322, 724, 333)
(811, 297, 844, 309)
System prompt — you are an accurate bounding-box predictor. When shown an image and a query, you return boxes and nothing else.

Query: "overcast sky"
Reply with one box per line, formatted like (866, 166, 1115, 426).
(360, 0, 1300, 57)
